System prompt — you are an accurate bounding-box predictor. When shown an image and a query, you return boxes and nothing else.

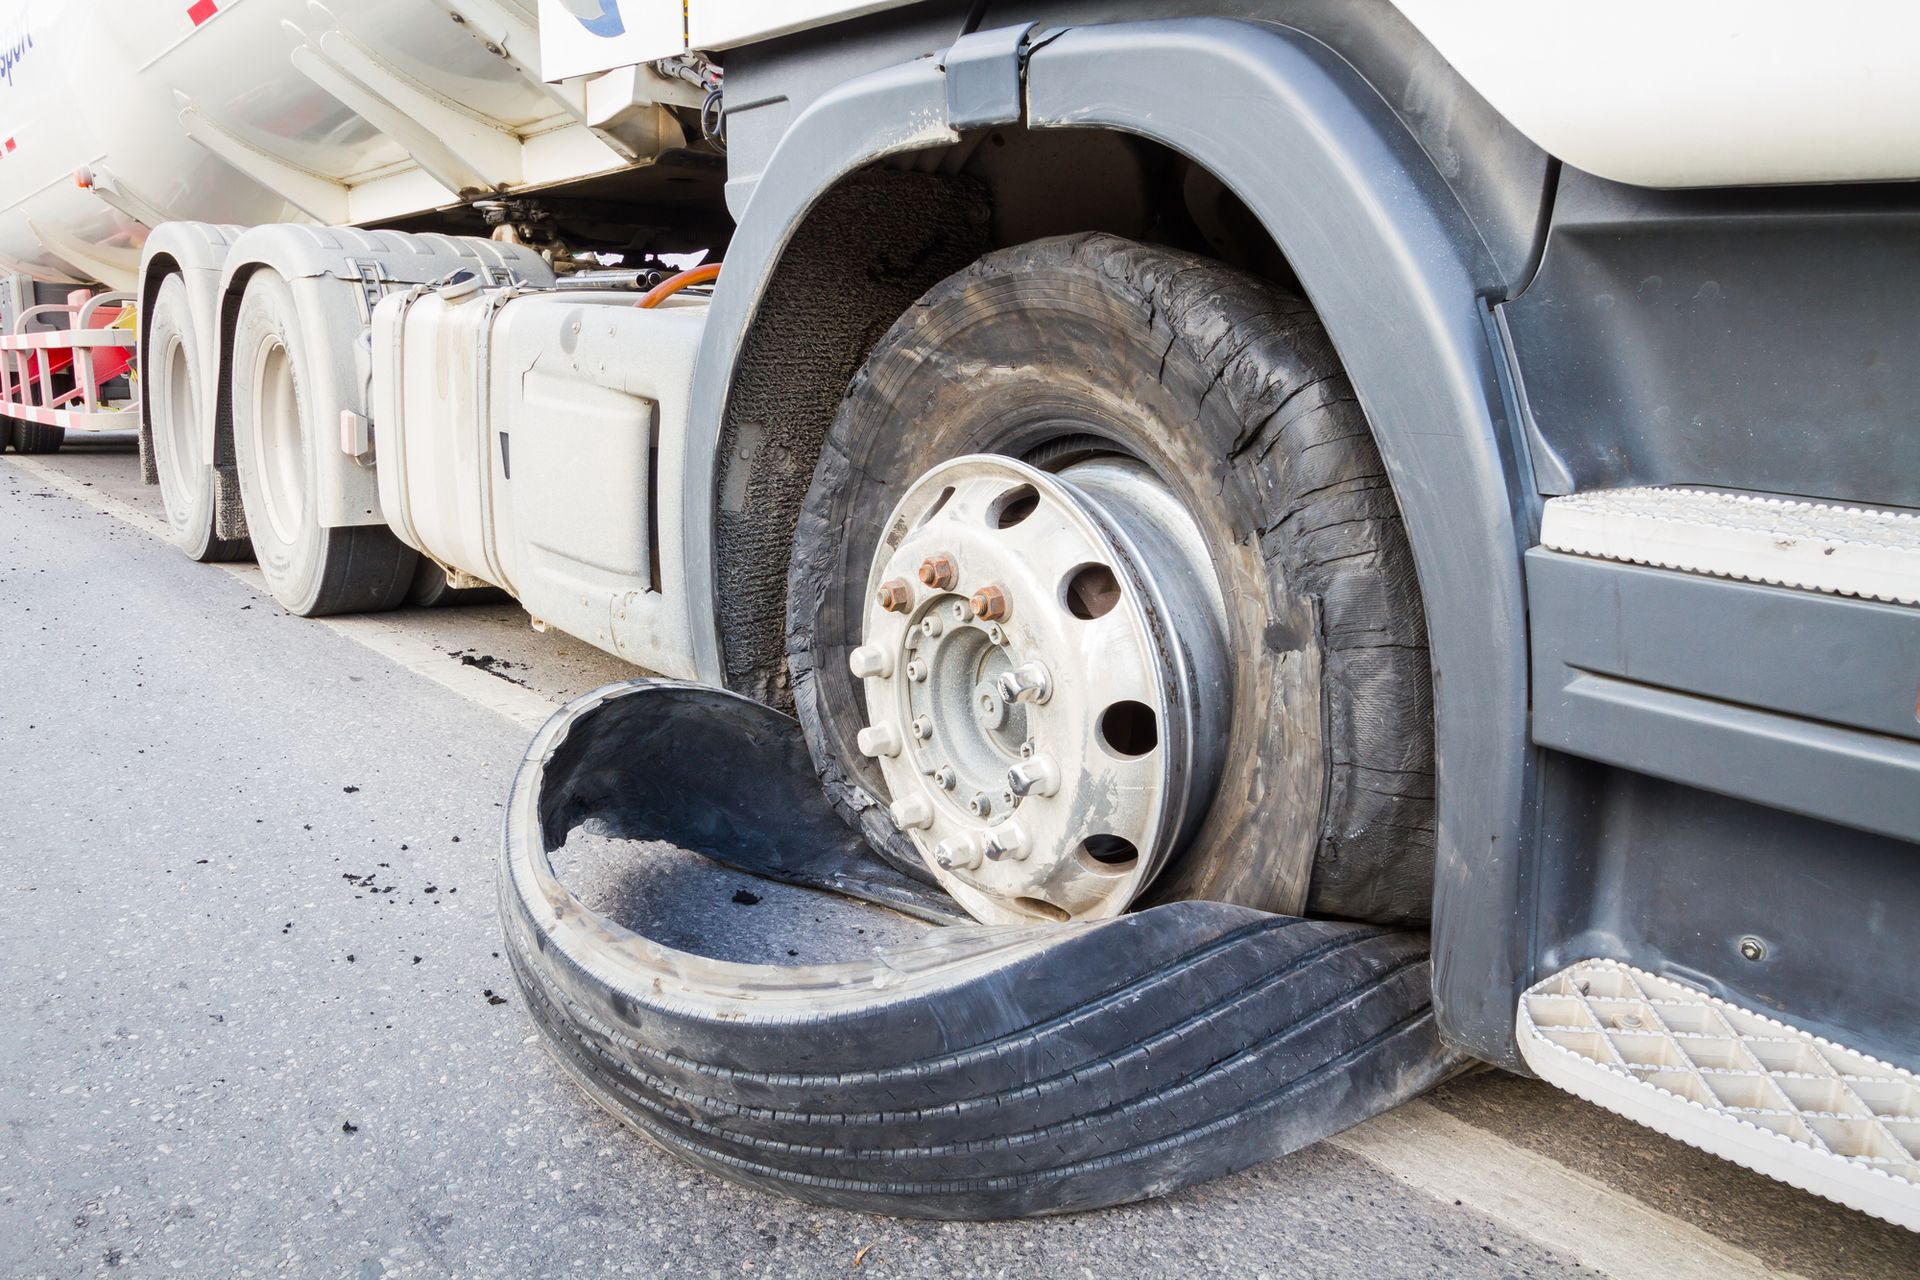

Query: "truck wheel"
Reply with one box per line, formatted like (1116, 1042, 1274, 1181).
(1, 419, 15, 451)
(148, 275, 248, 561)
(406, 558, 508, 608)
(228, 272, 415, 616)
(789, 234, 1434, 925)
(12, 421, 65, 453)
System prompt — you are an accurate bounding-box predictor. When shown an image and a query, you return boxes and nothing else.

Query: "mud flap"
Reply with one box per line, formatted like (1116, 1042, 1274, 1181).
(501, 680, 1462, 1219)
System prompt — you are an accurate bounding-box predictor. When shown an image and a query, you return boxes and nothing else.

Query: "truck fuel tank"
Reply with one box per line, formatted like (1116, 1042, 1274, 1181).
(370, 279, 707, 678)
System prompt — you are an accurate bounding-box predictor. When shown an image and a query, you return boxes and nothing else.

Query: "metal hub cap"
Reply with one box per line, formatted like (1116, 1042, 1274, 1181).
(851, 454, 1229, 925)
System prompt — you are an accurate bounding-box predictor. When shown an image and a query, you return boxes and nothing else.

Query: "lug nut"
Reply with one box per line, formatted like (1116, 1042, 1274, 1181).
(1007, 754, 1060, 799)
(911, 715, 934, 741)
(970, 584, 1009, 622)
(917, 554, 958, 590)
(847, 644, 893, 678)
(935, 834, 984, 871)
(890, 795, 934, 830)
(856, 724, 903, 758)
(996, 661, 1051, 705)
(931, 765, 957, 791)
(966, 791, 994, 818)
(876, 578, 914, 613)
(983, 825, 1030, 862)
(905, 659, 928, 682)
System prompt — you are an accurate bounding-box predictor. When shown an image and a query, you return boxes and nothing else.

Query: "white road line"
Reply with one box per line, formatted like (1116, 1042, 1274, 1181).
(1328, 1099, 1800, 1280)
(7, 453, 1807, 1278)
(5, 456, 559, 731)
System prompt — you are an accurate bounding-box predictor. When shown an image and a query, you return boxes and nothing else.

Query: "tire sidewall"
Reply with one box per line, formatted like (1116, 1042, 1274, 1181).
(147, 275, 220, 559)
(230, 272, 328, 612)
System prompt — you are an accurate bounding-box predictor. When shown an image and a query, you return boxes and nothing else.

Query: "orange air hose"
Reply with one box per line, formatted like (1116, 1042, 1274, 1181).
(635, 262, 721, 308)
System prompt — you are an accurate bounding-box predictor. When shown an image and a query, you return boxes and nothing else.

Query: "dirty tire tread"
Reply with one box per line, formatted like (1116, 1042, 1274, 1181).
(787, 233, 1434, 924)
(11, 421, 65, 454)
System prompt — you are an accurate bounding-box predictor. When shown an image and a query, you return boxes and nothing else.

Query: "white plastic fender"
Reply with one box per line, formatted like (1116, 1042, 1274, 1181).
(207, 225, 551, 529)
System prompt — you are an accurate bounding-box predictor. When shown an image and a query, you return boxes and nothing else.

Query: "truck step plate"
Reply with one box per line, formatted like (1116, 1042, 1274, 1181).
(1519, 959, 1920, 1230)
(1539, 486, 1920, 604)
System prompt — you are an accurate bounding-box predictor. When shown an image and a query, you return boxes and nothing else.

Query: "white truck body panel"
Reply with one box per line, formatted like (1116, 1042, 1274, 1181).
(1391, 0, 1920, 188)
(538, 0, 1920, 189)
(0, 0, 629, 288)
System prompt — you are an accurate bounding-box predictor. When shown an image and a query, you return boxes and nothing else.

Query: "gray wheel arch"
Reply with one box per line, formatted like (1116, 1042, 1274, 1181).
(682, 18, 1540, 1066)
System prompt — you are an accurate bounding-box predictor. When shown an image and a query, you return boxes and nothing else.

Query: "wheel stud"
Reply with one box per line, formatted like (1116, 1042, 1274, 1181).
(931, 765, 957, 791)
(856, 724, 903, 758)
(917, 554, 958, 590)
(936, 834, 983, 871)
(911, 715, 934, 741)
(969, 583, 1009, 622)
(983, 825, 1030, 862)
(890, 795, 934, 830)
(1007, 755, 1060, 799)
(921, 613, 946, 638)
(996, 661, 1051, 705)
(876, 579, 914, 613)
(966, 791, 994, 818)
(847, 644, 893, 678)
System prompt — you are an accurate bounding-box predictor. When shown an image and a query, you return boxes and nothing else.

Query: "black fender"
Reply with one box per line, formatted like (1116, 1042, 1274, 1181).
(680, 18, 1540, 1067)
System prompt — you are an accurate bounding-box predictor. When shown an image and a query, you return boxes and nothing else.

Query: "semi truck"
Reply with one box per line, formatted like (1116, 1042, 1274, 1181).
(3, 0, 1917, 1226)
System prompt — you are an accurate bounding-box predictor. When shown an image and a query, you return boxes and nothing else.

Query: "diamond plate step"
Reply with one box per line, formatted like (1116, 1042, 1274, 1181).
(1519, 960, 1920, 1230)
(1539, 487, 1920, 605)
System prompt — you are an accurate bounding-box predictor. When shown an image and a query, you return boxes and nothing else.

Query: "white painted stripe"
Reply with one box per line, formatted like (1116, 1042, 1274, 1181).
(5, 456, 560, 731)
(1329, 1099, 1800, 1280)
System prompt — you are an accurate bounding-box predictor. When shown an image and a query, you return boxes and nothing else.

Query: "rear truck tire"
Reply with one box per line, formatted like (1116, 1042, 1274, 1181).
(406, 557, 508, 608)
(787, 234, 1436, 926)
(501, 680, 1461, 1219)
(147, 274, 249, 562)
(1, 418, 15, 451)
(11, 420, 65, 453)
(228, 271, 416, 616)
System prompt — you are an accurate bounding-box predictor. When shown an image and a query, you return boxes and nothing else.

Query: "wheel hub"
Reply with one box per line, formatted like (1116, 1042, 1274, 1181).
(851, 454, 1229, 924)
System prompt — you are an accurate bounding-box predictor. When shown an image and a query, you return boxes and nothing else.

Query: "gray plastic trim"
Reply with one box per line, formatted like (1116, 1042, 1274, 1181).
(1530, 550, 1920, 841)
(1026, 20, 1536, 1064)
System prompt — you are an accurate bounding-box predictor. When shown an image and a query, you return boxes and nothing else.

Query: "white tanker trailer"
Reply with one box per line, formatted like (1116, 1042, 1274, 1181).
(4, 0, 1919, 1234)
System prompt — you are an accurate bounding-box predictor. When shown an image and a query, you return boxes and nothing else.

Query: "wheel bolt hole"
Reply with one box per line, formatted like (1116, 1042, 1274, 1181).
(1079, 834, 1140, 868)
(1063, 563, 1121, 620)
(1098, 700, 1158, 758)
(989, 483, 1039, 529)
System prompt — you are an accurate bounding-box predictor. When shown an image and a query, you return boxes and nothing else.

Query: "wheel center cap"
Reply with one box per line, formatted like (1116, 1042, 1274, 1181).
(849, 454, 1228, 925)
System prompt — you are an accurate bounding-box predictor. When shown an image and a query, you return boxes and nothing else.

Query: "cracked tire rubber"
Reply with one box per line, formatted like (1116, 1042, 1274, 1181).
(788, 233, 1435, 925)
(229, 272, 416, 617)
(502, 680, 1458, 1219)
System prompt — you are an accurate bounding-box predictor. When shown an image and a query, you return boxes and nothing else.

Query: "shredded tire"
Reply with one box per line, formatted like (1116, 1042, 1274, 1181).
(787, 234, 1435, 924)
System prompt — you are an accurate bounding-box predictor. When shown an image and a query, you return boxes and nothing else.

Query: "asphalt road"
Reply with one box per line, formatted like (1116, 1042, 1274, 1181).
(3, 442, 1916, 1279)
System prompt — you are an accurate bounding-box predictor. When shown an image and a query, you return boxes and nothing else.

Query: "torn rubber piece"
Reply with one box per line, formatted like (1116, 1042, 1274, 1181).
(501, 680, 1463, 1219)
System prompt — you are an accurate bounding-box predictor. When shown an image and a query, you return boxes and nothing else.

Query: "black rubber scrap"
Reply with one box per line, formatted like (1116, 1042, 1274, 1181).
(500, 681, 1460, 1219)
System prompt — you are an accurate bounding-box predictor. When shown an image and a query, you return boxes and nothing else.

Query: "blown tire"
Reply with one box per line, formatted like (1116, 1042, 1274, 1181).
(788, 234, 1435, 925)
(501, 681, 1457, 1219)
